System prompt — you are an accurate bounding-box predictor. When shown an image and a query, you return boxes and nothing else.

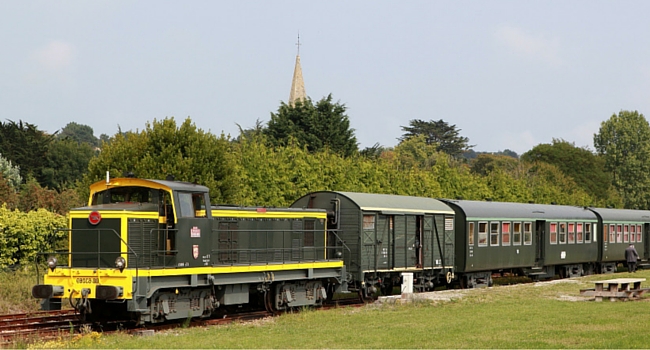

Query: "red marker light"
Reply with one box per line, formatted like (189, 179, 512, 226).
(88, 211, 102, 225)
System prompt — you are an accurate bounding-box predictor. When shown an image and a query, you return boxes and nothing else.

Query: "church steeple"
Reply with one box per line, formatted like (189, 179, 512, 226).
(288, 34, 306, 106)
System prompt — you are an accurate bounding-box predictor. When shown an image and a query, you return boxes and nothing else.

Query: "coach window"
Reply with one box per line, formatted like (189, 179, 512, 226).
(559, 223, 567, 244)
(603, 224, 608, 243)
(502, 222, 511, 246)
(568, 223, 575, 244)
(490, 222, 500, 246)
(513, 222, 522, 246)
(478, 222, 488, 247)
(637, 225, 642, 242)
(609, 224, 616, 243)
(585, 223, 592, 243)
(624, 225, 630, 243)
(363, 215, 375, 230)
(576, 223, 583, 243)
(630, 225, 636, 243)
(468, 222, 475, 246)
(617, 224, 623, 243)
(524, 222, 532, 245)
(550, 223, 558, 245)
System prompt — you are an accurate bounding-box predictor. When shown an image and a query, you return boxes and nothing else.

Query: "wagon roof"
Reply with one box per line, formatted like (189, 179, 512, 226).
(314, 191, 454, 214)
(589, 207, 650, 222)
(441, 199, 597, 221)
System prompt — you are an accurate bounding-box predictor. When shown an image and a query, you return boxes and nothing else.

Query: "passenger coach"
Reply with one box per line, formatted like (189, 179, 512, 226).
(589, 207, 650, 272)
(441, 200, 599, 288)
(292, 191, 455, 296)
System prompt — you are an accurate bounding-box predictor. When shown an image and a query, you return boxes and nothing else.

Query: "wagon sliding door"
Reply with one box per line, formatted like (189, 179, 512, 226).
(361, 214, 392, 272)
(376, 215, 390, 269)
(393, 215, 417, 269)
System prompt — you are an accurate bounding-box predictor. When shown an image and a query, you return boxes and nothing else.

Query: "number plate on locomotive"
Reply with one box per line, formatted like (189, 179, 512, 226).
(75, 277, 99, 284)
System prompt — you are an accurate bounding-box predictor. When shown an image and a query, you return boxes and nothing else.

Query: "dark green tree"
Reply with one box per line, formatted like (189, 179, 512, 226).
(521, 139, 612, 202)
(235, 119, 266, 143)
(265, 94, 358, 157)
(470, 153, 521, 177)
(0, 120, 54, 186)
(42, 138, 96, 190)
(594, 110, 650, 209)
(400, 119, 473, 157)
(57, 122, 99, 147)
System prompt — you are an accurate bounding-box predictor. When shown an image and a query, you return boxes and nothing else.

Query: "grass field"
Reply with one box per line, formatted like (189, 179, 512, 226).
(0, 268, 43, 315)
(22, 270, 650, 349)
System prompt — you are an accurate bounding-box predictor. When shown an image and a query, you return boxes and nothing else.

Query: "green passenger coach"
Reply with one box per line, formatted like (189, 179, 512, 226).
(589, 207, 650, 272)
(291, 191, 455, 297)
(441, 199, 599, 288)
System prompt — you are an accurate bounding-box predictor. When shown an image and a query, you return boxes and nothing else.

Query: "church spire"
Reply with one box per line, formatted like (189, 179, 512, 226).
(288, 34, 306, 106)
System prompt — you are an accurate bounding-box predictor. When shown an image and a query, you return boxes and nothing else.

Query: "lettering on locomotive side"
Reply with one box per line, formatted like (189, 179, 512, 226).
(75, 277, 99, 284)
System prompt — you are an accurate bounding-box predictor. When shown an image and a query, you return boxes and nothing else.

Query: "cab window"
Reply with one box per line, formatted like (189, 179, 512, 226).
(178, 192, 207, 218)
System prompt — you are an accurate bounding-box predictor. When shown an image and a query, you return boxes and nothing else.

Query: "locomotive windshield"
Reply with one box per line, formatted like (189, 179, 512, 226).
(91, 186, 160, 205)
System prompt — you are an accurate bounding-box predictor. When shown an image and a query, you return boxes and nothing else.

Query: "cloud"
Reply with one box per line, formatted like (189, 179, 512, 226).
(24, 41, 77, 86)
(494, 25, 562, 66)
(32, 41, 76, 71)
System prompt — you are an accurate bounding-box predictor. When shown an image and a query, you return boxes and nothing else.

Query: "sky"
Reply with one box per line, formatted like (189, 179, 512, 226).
(2, 1, 650, 155)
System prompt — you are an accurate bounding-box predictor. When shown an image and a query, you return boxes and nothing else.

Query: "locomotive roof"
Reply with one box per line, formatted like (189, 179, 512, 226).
(90, 177, 210, 194)
(309, 191, 454, 214)
(589, 207, 650, 223)
(442, 199, 597, 221)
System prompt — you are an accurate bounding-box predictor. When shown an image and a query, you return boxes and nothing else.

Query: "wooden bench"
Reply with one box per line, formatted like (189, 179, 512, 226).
(580, 278, 649, 302)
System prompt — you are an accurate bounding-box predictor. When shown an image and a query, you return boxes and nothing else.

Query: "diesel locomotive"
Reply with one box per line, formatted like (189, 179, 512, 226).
(32, 177, 649, 323)
(32, 177, 348, 324)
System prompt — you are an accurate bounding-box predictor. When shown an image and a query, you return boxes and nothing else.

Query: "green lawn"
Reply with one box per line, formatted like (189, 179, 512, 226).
(27, 271, 650, 349)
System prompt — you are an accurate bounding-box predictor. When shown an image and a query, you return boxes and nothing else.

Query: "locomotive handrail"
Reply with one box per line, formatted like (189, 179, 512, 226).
(207, 245, 328, 266)
(149, 227, 180, 268)
(327, 228, 352, 262)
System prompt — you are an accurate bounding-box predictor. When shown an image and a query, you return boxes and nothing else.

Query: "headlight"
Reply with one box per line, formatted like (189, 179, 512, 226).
(115, 256, 126, 271)
(47, 256, 57, 271)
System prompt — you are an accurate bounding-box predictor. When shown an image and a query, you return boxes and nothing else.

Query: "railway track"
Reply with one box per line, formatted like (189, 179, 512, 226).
(0, 309, 84, 345)
(1, 298, 365, 346)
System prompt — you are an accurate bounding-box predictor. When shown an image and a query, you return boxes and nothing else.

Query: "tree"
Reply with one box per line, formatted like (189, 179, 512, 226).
(0, 120, 54, 186)
(235, 119, 266, 143)
(359, 143, 385, 160)
(57, 122, 99, 147)
(470, 153, 520, 177)
(42, 138, 96, 190)
(594, 110, 650, 209)
(85, 117, 238, 204)
(400, 119, 473, 157)
(0, 153, 22, 189)
(265, 94, 358, 157)
(521, 139, 613, 202)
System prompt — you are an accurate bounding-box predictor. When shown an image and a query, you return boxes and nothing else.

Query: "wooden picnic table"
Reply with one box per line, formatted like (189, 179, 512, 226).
(581, 278, 648, 302)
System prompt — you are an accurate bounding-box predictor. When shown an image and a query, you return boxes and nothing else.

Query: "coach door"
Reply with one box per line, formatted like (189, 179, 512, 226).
(535, 220, 545, 266)
(643, 223, 650, 259)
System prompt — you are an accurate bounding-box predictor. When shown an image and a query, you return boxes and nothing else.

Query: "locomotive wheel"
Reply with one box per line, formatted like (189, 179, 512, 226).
(264, 288, 276, 315)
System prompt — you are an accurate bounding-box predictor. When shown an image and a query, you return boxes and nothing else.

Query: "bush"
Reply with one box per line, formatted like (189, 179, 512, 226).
(0, 205, 66, 268)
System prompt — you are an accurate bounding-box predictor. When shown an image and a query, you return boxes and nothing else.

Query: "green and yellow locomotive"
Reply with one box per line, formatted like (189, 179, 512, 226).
(32, 176, 347, 324)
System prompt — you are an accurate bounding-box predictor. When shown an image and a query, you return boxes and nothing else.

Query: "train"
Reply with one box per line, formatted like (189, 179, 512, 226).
(32, 176, 649, 324)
